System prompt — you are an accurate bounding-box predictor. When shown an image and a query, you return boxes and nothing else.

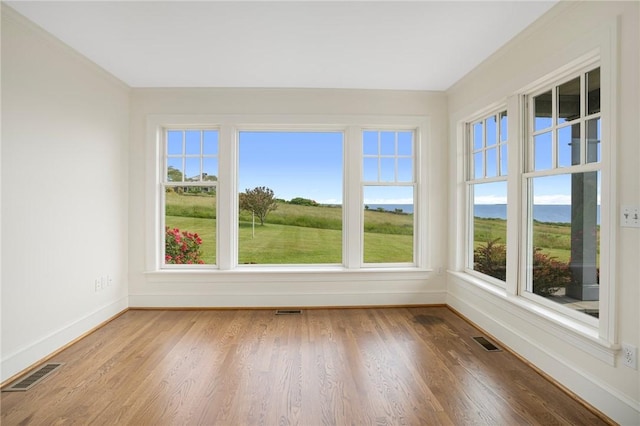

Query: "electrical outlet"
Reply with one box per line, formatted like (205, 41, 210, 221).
(94, 279, 100, 292)
(621, 205, 640, 228)
(621, 343, 637, 369)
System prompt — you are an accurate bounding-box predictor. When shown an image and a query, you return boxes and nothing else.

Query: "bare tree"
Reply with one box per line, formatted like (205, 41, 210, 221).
(239, 186, 278, 225)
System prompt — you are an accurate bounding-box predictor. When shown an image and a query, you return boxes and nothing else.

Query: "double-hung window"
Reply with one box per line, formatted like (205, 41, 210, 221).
(362, 130, 415, 264)
(466, 111, 508, 284)
(163, 129, 219, 266)
(524, 66, 602, 319)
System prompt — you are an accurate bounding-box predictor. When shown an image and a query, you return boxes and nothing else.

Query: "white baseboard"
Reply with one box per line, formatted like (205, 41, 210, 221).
(1, 297, 128, 383)
(129, 290, 447, 308)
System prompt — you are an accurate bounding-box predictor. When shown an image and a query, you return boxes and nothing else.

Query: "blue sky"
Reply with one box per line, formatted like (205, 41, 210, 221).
(239, 131, 344, 204)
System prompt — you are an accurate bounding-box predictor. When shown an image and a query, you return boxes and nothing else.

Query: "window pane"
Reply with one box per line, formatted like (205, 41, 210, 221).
(397, 158, 413, 182)
(238, 131, 343, 264)
(486, 116, 497, 147)
(185, 157, 200, 181)
(473, 122, 483, 150)
(529, 173, 600, 317)
(380, 158, 395, 182)
(486, 148, 497, 178)
(398, 132, 412, 155)
(558, 77, 580, 124)
(534, 91, 552, 131)
(363, 158, 378, 181)
(586, 118, 601, 164)
(202, 158, 218, 181)
(534, 132, 552, 171)
(185, 130, 201, 155)
(474, 152, 483, 179)
(167, 158, 183, 182)
(500, 111, 508, 142)
(167, 131, 183, 155)
(363, 186, 413, 263)
(557, 124, 580, 168)
(500, 145, 508, 177)
(165, 188, 216, 265)
(363, 131, 378, 155)
(203, 131, 218, 155)
(587, 67, 600, 115)
(472, 181, 507, 281)
(380, 132, 395, 155)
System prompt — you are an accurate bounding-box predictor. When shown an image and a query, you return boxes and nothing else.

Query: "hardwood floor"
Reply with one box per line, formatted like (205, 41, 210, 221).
(1, 307, 608, 425)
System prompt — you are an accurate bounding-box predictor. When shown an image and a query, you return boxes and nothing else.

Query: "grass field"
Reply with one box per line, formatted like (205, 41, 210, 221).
(165, 192, 591, 265)
(165, 192, 413, 264)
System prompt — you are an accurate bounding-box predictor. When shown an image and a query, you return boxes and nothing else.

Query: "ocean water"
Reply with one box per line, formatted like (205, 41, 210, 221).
(475, 204, 601, 224)
(365, 204, 414, 214)
(359, 203, 600, 224)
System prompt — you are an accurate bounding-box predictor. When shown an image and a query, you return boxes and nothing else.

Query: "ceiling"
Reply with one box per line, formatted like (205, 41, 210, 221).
(6, 1, 558, 91)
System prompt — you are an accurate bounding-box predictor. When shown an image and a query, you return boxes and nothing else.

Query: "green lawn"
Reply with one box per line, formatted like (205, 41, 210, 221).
(165, 192, 414, 264)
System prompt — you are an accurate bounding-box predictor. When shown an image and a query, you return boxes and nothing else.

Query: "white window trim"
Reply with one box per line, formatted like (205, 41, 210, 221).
(145, 114, 430, 275)
(464, 106, 509, 287)
(454, 18, 619, 361)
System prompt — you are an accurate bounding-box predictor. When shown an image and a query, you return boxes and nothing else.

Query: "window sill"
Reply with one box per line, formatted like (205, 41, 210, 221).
(448, 271, 618, 365)
(145, 266, 432, 283)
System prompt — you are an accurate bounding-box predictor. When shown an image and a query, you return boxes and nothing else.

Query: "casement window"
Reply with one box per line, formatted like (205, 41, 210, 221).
(163, 129, 219, 266)
(362, 130, 415, 264)
(523, 66, 602, 320)
(465, 111, 508, 284)
(151, 116, 427, 272)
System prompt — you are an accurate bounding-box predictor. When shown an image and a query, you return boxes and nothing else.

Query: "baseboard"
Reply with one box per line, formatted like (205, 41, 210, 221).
(0, 297, 129, 385)
(128, 290, 447, 308)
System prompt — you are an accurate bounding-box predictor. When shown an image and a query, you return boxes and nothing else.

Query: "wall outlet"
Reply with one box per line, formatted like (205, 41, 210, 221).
(621, 343, 637, 369)
(620, 205, 640, 228)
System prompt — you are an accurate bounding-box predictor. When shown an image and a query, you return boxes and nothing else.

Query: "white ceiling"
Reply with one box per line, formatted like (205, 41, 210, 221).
(6, 1, 557, 91)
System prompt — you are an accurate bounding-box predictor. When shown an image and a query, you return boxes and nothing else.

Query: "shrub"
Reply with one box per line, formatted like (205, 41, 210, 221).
(165, 227, 204, 264)
(473, 238, 506, 281)
(532, 248, 572, 297)
(474, 240, 572, 296)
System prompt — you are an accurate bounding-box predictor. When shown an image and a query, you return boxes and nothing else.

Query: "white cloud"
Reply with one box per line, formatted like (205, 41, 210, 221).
(533, 194, 572, 205)
(474, 195, 507, 204)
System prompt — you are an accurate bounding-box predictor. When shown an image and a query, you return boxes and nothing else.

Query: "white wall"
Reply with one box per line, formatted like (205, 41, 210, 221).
(128, 88, 449, 307)
(1, 7, 130, 382)
(447, 2, 639, 424)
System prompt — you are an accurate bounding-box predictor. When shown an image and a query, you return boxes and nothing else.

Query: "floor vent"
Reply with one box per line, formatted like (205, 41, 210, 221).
(2, 363, 64, 392)
(472, 336, 502, 352)
(276, 309, 302, 315)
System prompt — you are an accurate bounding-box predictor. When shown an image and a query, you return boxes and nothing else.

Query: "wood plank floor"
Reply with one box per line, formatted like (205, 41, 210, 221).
(1, 307, 608, 425)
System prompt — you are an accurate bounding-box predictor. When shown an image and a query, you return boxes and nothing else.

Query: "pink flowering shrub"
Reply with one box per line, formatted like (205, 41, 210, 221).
(165, 227, 204, 264)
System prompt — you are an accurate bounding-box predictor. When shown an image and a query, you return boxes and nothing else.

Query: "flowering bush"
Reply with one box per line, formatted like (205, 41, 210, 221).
(474, 239, 572, 297)
(165, 227, 204, 264)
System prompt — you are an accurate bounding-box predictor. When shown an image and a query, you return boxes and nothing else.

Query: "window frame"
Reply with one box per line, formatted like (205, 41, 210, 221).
(455, 46, 618, 356)
(145, 114, 430, 273)
(361, 128, 418, 267)
(464, 108, 509, 287)
(521, 61, 604, 328)
(162, 127, 220, 269)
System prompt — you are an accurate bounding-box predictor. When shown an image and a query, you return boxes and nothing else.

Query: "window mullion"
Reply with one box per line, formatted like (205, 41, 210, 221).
(345, 126, 362, 269)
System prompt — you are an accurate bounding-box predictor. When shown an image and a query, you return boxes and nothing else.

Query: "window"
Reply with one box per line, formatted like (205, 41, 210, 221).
(525, 66, 601, 318)
(151, 116, 428, 272)
(466, 111, 508, 283)
(163, 129, 218, 266)
(237, 131, 343, 264)
(362, 130, 415, 264)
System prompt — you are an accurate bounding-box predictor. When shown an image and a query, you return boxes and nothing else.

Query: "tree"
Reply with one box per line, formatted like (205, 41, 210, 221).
(167, 166, 183, 182)
(239, 186, 278, 225)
